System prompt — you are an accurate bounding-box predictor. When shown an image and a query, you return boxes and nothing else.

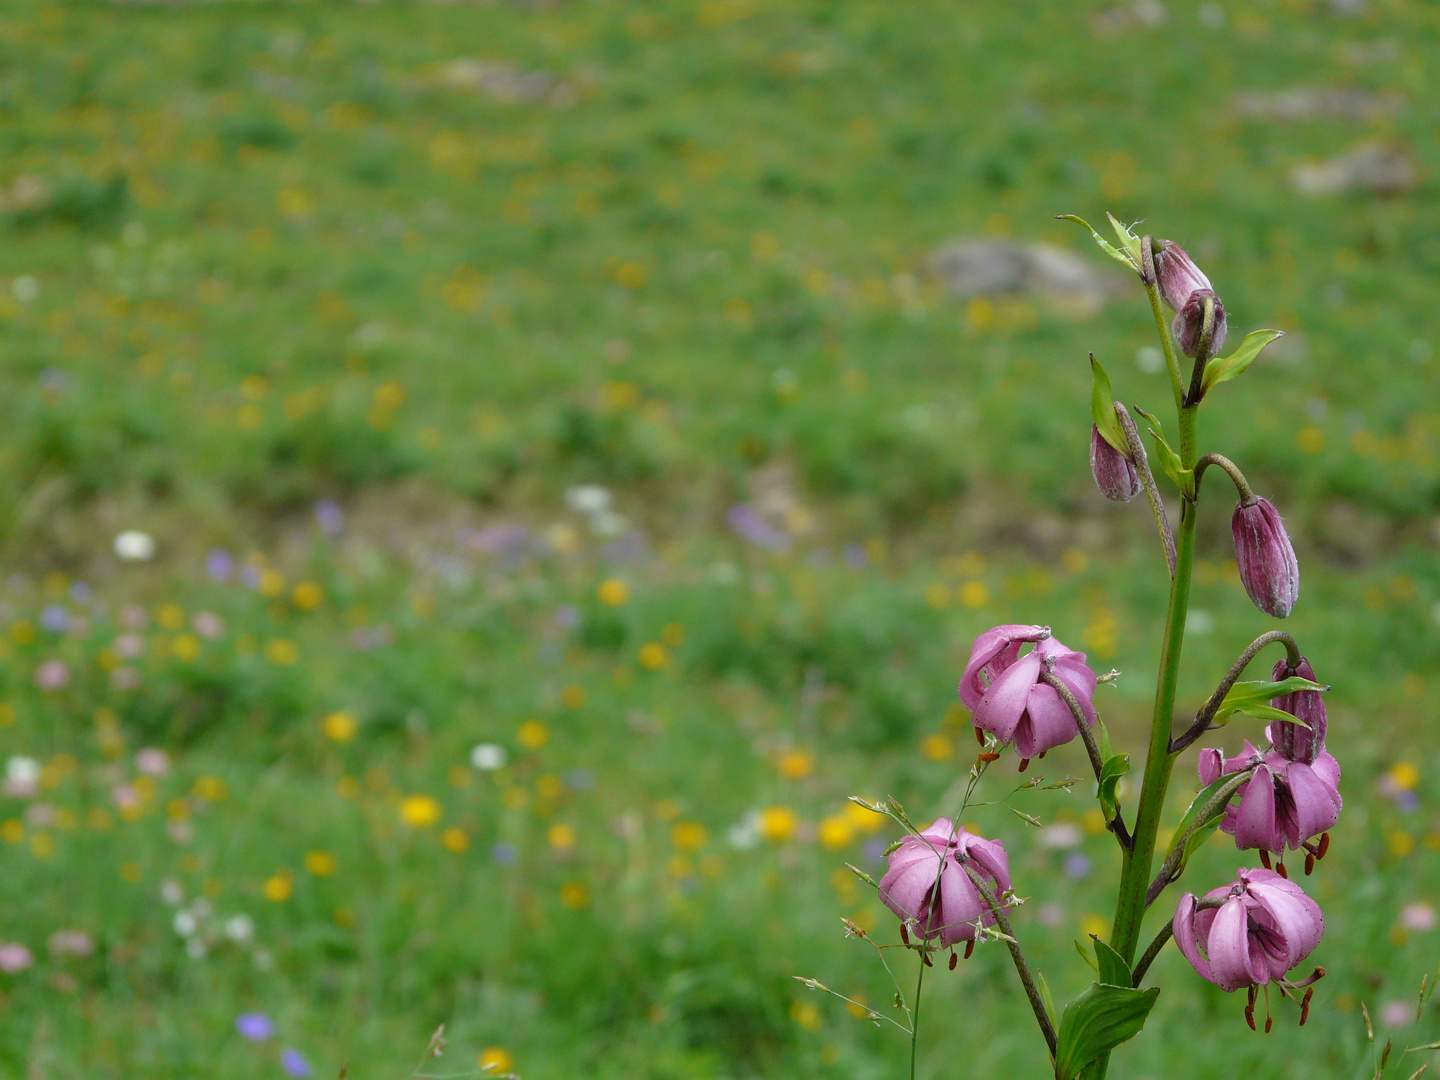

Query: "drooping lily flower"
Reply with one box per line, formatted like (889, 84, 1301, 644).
(877, 818, 1012, 949)
(1174, 868, 1325, 1016)
(959, 626, 1097, 760)
(1199, 742, 1341, 864)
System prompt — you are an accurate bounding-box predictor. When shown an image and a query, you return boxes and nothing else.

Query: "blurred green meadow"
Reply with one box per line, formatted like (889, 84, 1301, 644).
(0, 0, 1438, 1076)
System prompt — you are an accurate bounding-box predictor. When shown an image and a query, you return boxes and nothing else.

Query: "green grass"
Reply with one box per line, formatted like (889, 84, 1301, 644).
(0, 0, 1438, 1076)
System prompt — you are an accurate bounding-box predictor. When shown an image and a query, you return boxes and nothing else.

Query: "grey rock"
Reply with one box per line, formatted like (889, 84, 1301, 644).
(1232, 87, 1404, 122)
(930, 239, 1125, 315)
(1292, 141, 1419, 196)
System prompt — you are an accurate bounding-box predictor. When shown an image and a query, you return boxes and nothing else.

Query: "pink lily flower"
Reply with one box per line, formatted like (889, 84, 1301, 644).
(1173, 868, 1325, 1019)
(959, 625, 1097, 760)
(878, 818, 1011, 949)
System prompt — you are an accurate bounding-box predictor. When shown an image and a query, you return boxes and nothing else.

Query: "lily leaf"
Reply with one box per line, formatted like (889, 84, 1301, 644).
(1092, 939, 1132, 989)
(1201, 329, 1285, 395)
(1058, 214, 1138, 271)
(1090, 356, 1128, 454)
(1055, 983, 1161, 1080)
(1161, 773, 1249, 883)
(1105, 212, 1145, 263)
(1036, 970, 1058, 1030)
(1097, 753, 1130, 823)
(1074, 938, 1100, 974)
(1211, 677, 1327, 727)
(1145, 427, 1193, 499)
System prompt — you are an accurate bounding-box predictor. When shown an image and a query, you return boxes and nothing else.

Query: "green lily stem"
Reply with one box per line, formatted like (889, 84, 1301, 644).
(1090, 274, 1203, 1080)
(910, 947, 924, 1080)
(960, 861, 1059, 1060)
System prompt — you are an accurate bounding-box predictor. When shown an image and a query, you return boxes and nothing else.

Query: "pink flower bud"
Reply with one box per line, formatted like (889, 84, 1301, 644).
(1231, 497, 1299, 618)
(1174, 868, 1324, 992)
(1268, 657, 1327, 764)
(1089, 425, 1141, 502)
(1155, 240, 1213, 312)
(959, 627, 1097, 759)
(1172, 289, 1228, 359)
(877, 819, 1011, 947)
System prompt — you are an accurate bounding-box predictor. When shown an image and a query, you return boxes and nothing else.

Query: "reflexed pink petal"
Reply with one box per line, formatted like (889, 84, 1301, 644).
(1016, 682, 1077, 758)
(1173, 893, 1214, 985)
(959, 833, 1012, 896)
(1308, 750, 1341, 793)
(1205, 897, 1263, 992)
(1231, 766, 1283, 851)
(1199, 748, 1223, 786)
(973, 654, 1043, 744)
(934, 861, 985, 945)
(958, 626, 1047, 710)
(917, 818, 958, 847)
(1246, 873, 1324, 967)
(1282, 762, 1342, 847)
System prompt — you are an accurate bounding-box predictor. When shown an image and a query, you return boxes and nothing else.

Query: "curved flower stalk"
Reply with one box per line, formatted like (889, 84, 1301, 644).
(877, 819, 1011, 949)
(958, 626, 1098, 762)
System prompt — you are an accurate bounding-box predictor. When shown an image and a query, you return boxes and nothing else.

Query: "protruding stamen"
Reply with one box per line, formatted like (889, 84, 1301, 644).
(1244, 988, 1257, 1032)
(975, 726, 986, 747)
(922, 951, 933, 968)
(1017, 757, 1031, 773)
(1276, 861, 1289, 880)
(1317, 832, 1330, 859)
(964, 939, 975, 960)
(1258, 850, 1272, 870)
(1300, 987, 1314, 1026)
(949, 950, 958, 970)
(1304, 853, 1315, 876)
(1038, 750, 1047, 760)
(1264, 1016, 1273, 1034)
(899, 923, 910, 947)
(978, 752, 1000, 763)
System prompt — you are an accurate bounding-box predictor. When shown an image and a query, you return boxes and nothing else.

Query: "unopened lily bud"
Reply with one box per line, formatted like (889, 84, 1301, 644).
(1232, 497, 1299, 618)
(1089, 424, 1141, 501)
(1172, 289, 1228, 359)
(1155, 239, 1213, 312)
(1269, 657, 1328, 764)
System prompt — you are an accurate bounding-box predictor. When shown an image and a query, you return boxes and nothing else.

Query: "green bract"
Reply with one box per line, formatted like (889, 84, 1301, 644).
(1200, 329, 1286, 396)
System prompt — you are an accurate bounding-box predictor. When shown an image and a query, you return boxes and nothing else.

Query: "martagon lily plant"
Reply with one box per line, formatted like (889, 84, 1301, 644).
(797, 215, 1375, 1079)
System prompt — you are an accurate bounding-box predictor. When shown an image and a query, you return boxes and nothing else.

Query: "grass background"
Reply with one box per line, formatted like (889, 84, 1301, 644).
(0, 0, 1437, 1076)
